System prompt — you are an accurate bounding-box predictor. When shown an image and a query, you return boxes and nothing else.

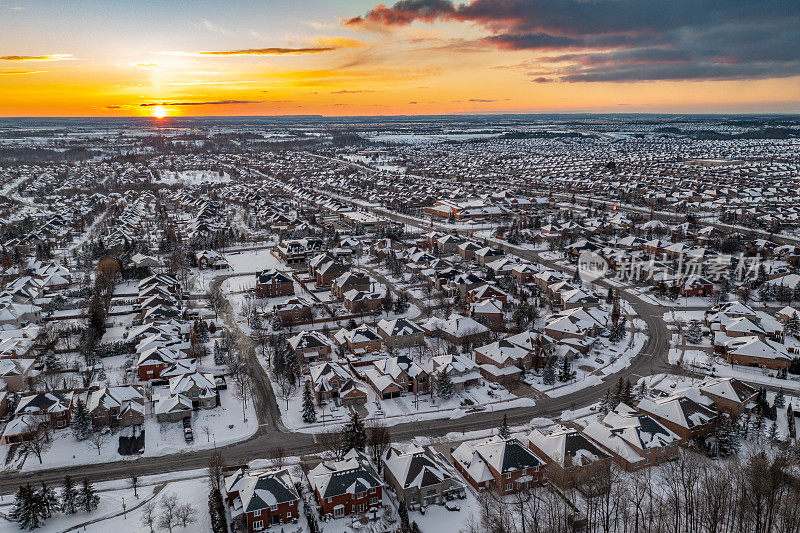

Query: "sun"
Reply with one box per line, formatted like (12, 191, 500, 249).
(151, 105, 168, 119)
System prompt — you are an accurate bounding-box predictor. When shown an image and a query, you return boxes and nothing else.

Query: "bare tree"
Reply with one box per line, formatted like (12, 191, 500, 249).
(317, 428, 344, 461)
(21, 422, 51, 464)
(226, 352, 251, 423)
(367, 420, 391, 471)
(158, 493, 180, 533)
(129, 472, 139, 498)
(141, 501, 156, 533)
(207, 449, 225, 493)
(85, 429, 111, 456)
(201, 425, 212, 443)
(268, 446, 287, 469)
(276, 371, 296, 410)
(175, 502, 197, 528)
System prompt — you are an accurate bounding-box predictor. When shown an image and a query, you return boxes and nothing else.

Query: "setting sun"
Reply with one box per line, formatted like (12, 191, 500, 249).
(151, 106, 168, 119)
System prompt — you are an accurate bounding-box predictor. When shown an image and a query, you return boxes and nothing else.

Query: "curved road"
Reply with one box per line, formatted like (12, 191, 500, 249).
(0, 202, 673, 496)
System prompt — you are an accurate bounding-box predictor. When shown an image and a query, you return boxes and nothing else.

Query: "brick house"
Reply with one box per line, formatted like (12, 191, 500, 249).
(274, 297, 314, 325)
(636, 395, 718, 442)
(309, 451, 383, 519)
(697, 377, 757, 416)
(582, 403, 680, 472)
(377, 318, 425, 350)
(527, 428, 611, 492)
(382, 445, 465, 507)
(87, 386, 145, 428)
(451, 437, 544, 493)
(14, 391, 74, 430)
(331, 271, 372, 300)
(288, 331, 333, 364)
(255, 269, 294, 298)
(226, 468, 300, 531)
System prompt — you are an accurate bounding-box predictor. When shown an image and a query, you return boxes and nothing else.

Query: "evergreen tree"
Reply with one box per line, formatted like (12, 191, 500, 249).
(608, 321, 626, 344)
(77, 478, 99, 513)
(769, 420, 778, 443)
(636, 381, 648, 401)
(787, 405, 796, 440)
(208, 487, 228, 533)
(541, 357, 556, 386)
(213, 341, 224, 365)
(786, 313, 800, 340)
(341, 412, 366, 455)
(599, 389, 611, 414)
(10, 484, 42, 531)
(774, 388, 786, 408)
(558, 357, 575, 382)
(346, 318, 358, 331)
(394, 293, 409, 314)
(610, 296, 620, 325)
(436, 371, 455, 401)
(398, 501, 411, 533)
(271, 314, 282, 332)
(611, 376, 625, 407)
(302, 382, 317, 424)
(195, 320, 210, 343)
(411, 521, 422, 533)
(60, 475, 78, 514)
(498, 413, 511, 439)
(713, 413, 741, 457)
(38, 482, 59, 518)
(686, 320, 703, 344)
(71, 399, 90, 441)
(606, 287, 614, 305)
(621, 378, 633, 405)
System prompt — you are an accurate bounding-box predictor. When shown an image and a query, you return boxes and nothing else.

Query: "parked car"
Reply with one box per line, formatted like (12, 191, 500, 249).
(184, 427, 193, 443)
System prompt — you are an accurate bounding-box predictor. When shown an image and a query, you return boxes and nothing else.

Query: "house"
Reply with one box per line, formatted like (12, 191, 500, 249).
(475, 247, 505, 267)
(430, 354, 482, 391)
(288, 331, 333, 364)
(274, 297, 314, 325)
(226, 468, 300, 531)
(310, 361, 349, 403)
(474, 339, 532, 385)
(370, 355, 429, 395)
(377, 318, 425, 350)
(382, 444, 465, 508)
(255, 269, 294, 298)
(582, 403, 680, 472)
(313, 257, 348, 287)
(14, 391, 74, 430)
(470, 299, 504, 330)
(434, 313, 490, 347)
(334, 325, 382, 356)
(527, 428, 611, 491)
(723, 335, 791, 369)
(154, 394, 192, 423)
(697, 377, 757, 416)
(276, 238, 325, 265)
(458, 241, 481, 261)
(331, 271, 372, 300)
(87, 386, 145, 428)
(169, 372, 218, 409)
(0, 358, 35, 391)
(137, 347, 180, 381)
(636, 395, 718, 441)
(451, 437, 545, 493)
(195, 250, 229, 270)
(343, 290, 382, 314)
(309, 450, 383, 518)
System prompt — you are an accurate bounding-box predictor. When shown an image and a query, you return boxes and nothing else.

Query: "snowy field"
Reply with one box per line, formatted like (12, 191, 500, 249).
(1, 470, 211, 533)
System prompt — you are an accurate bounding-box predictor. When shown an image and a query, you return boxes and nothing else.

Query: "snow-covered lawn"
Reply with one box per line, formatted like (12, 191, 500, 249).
(19, 387, 257, 472)
(1, 471, 211, 533)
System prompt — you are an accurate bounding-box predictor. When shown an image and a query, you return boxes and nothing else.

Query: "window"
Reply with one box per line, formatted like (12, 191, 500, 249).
(253, 520, 263, 530)
(505, 473, 511, 479)
(370, 497, 380, 505)
(286, 512, 292, 518)
(533, 466, 539, 472)
(327, 498, 332, 503)
(369, 488, 376, 494)
(400, 377, 405, 383)
(505, 483, 513, 491)
(254, 510, 261, 517)
(271, 504, 278, 511)
(419, 376, 425, 382)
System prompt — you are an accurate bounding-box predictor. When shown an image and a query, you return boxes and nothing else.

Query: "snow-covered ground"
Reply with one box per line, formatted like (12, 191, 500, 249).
(1, 469, 211, 533)
(19, 387, 257, 472)
(156, 169, 231, 185)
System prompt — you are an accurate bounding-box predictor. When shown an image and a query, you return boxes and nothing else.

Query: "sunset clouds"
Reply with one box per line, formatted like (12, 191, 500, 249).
(346, 0, 800, 82)
(0, 0, 797, 116)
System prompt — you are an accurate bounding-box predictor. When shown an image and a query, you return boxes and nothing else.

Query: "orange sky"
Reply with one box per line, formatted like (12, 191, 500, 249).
(1, 1, 798, 117)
